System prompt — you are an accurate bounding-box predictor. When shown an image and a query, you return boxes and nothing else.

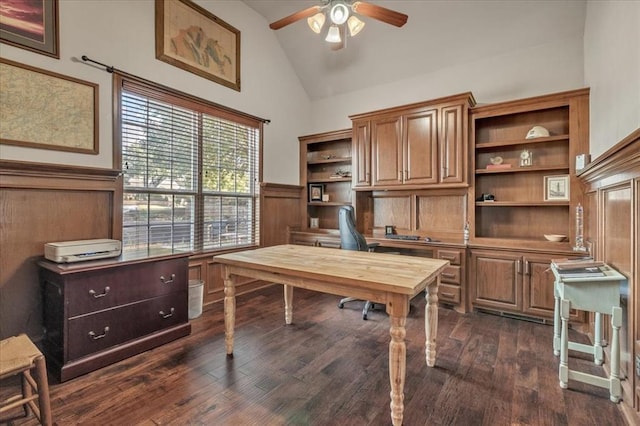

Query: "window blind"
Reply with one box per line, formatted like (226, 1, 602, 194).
(119, 77, 260, 253)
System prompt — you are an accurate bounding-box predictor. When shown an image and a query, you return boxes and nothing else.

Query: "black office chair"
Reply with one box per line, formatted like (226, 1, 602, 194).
(337, 205, 380, 320)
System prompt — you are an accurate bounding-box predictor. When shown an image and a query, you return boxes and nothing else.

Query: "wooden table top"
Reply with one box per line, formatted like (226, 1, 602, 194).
(214, 244, 449, 296)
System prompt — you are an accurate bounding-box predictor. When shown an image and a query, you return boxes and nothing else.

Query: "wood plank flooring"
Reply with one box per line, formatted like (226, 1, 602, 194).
(2, 285, 628, 425)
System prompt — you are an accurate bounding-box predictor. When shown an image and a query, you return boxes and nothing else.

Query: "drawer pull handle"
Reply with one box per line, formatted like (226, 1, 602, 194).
(441, 273, 456, 279)
(440, 255, 456, 261)
(88, 326, 110, 340)
(89, 286, 110, 299)
(159, 308, 175, 319)
(160, 274, 175, 284)
(441, 292, 455, 299)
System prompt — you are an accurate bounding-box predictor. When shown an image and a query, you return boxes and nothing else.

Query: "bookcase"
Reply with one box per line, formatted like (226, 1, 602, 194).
(299, 129, 353, 231)
(469, 88, 590, 249)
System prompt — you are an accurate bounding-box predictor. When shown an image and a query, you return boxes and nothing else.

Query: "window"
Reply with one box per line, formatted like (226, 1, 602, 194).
(116, 75, 262, 253)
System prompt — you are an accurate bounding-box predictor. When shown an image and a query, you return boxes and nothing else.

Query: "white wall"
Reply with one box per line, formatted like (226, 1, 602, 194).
(584, 0, 640, 159)
(0, 0, 309, 185)
(308, 35, 586, 133)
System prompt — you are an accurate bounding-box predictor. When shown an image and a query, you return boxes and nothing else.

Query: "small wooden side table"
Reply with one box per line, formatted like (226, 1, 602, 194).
(551, 264, 627, 402)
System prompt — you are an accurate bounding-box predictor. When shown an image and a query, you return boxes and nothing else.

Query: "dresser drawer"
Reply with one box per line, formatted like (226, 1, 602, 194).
(440, 265, 461, 285)
(438, 284, 461, 304)
(56, 257, 188, 317)
(67, 290, 187, 361)
(438, 249, 461, 265)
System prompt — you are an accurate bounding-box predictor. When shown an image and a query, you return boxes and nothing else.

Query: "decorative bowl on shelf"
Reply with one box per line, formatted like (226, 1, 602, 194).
(544, 234, 567, 242)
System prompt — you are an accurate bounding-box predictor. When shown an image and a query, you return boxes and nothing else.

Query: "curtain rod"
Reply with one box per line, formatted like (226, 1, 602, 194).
(80, 55, 271, 124)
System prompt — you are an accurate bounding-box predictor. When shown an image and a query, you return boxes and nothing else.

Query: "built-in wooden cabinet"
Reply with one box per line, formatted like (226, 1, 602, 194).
(350, 92, 475, 190)
(469, 89, 590, 249)
(299, 129, 353, 231)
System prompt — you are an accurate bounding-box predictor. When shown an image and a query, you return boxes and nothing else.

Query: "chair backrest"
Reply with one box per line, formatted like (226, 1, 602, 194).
(338, 206, 369, 252)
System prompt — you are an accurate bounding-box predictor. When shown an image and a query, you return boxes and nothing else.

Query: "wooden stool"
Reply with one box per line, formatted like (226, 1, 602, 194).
(0, 334, 53, 425)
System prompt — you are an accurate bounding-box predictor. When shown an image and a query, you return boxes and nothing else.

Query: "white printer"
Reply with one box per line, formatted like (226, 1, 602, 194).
(44, 239, 122, 263)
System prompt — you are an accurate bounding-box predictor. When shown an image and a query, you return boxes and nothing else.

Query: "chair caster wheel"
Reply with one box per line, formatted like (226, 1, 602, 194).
(338, 303, 344, 309)
(362, 314, 368, 320)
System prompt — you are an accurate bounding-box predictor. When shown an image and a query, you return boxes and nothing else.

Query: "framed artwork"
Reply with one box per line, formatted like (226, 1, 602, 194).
(544, 175, 570, 201)
(0, 0, 59, 58)
(0, 58, 99, 154)
(309, 184, 324, 202)
(155, 0, 241, 91)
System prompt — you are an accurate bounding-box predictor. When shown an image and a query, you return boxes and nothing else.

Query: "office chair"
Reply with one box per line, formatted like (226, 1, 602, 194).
(337, 205, 380, 320)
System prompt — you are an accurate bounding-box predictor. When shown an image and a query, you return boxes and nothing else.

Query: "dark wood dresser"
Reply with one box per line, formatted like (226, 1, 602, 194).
(38, 249, 191, 382)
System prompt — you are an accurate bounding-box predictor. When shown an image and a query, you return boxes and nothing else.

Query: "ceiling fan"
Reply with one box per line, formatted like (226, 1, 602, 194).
(269, 1, 408, 49)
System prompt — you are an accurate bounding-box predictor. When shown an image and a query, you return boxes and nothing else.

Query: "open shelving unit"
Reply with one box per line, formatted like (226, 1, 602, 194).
(299, 129, 353, 231)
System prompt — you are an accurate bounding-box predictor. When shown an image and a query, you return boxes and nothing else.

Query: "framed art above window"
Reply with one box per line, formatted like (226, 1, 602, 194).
(155, 0, 241, 91)
(0, 0, 59, 58)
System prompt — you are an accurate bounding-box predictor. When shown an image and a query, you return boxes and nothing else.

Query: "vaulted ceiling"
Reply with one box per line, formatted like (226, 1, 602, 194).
(242, 1, 587, 101)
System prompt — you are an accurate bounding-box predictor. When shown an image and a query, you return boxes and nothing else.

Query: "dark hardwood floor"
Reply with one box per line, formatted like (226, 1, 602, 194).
(2, 285, 628, 425)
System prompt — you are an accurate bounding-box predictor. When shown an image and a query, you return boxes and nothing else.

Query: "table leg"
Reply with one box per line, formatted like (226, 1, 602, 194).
(425, 279, 439, 367)
(389, 313, 407, 426)
(223, 268, 236, 356)
(594, 312, 604, 365)
(559, 298, 570, 389)
(610, 306, 622, 403)
(284, 284, 293, 325)
(553, 282, 560, 356)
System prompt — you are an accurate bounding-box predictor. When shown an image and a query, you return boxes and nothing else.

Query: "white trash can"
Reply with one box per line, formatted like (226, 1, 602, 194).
(188, 279, 204, 319)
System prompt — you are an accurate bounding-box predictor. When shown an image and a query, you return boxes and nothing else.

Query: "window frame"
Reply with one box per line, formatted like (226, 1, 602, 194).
(113, 73, 264, 254)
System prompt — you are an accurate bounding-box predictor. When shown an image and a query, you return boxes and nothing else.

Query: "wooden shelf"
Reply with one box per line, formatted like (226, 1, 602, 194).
(307, 157, 351, 165)
(308, 177, 352, 183)
(475, 201, 569, 207)
(476, 165, 569, 174)
(308, 201, 351, 207)
(475, 134, 569, 149)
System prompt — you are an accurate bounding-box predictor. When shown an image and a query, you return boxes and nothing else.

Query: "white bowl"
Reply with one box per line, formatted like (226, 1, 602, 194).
(544, 234, 567, 242)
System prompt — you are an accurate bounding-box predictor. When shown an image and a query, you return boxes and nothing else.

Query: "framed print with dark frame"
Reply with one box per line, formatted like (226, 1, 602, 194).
(0, 0, 59, 58)
(0, 58, 99, 154)
(155, 0, 241, 91)
(309, 184, 324, 202)
(544, 175, 570, 201)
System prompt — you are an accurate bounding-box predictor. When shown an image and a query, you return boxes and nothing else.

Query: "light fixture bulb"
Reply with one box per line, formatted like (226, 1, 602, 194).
(325, 25, 342, 43)
(329, 3, 349, 25)
(307, 13, 325, 34)
(347, 15, 365, 36)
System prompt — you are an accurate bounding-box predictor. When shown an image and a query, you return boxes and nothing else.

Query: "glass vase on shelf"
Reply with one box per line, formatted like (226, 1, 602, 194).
(573, 203, 587, 252)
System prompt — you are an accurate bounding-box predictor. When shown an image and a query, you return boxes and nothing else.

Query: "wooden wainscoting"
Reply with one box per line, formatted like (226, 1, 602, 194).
(190, 182, 303, 307)
(0, 160, 121, 341)
(579, 128, 639, 424)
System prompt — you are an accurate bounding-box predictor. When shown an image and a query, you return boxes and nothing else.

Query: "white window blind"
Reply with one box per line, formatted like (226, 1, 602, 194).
(119, 77, 261, 253)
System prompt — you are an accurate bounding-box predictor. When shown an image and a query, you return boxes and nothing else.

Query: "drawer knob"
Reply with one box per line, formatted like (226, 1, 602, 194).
(160, 274, 176, 284)
(88, 326, 110, 340)
(159, 307, 175, 319)
(89, 286, 110, 299)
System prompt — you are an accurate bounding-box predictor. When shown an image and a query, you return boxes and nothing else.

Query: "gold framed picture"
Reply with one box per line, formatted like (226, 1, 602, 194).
(544, 175, 570, 201)
(155, 0, 241, 91)
(0, 58, 99, 154)
(0, 0, 59, 58)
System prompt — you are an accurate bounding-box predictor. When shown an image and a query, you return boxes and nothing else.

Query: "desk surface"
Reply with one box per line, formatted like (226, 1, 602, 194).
(215, 244, 449, 296)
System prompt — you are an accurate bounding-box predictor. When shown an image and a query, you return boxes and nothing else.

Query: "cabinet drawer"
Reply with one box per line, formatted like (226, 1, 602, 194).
(60, 258, 187, 317)
(67, 291, 187, 361)
(440, 265, 461, 285)
(438, 250, 461, 265)
(438, 284, 461, 304)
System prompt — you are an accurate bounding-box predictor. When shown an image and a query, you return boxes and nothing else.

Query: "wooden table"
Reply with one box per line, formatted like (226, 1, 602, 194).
(214, 244, 449, 426)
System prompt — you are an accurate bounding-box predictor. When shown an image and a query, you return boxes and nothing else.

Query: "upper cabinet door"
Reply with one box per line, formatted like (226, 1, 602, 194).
(403, 109, 438, 185)
(440, 104, 464, 184)
(352, 121, 371, 187)
(372, 116, 402, 186)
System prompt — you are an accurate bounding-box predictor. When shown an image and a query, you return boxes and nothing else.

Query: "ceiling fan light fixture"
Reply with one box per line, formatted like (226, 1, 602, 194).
(307, 12, 326, 34)
(329, 2, 349, 25)
(347, 15, 365, 36)
(325, 24, 342, 43)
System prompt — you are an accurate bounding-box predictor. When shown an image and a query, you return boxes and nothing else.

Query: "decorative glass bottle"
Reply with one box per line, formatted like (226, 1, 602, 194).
(573, 203, 587, 252)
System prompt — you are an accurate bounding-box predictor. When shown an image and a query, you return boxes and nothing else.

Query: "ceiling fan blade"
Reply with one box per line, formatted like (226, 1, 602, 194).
(269, 5, 323, 30)
(352, 1, 408, 27)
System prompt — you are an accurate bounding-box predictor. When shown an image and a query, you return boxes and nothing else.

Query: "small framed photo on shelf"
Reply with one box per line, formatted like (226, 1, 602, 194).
(544, 175, 570, 201)
(310, 217, 319, 229)
(309, 184, 324, 202)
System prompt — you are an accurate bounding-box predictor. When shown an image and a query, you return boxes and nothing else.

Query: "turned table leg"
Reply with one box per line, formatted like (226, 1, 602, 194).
(425, 279, 439, 367)
(389, 313, 407, 426)
(559, 298, 570, 389)
(223, 268, 236, 356)
(284, 284, 293, 325)
(610, 306, 622, 402)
